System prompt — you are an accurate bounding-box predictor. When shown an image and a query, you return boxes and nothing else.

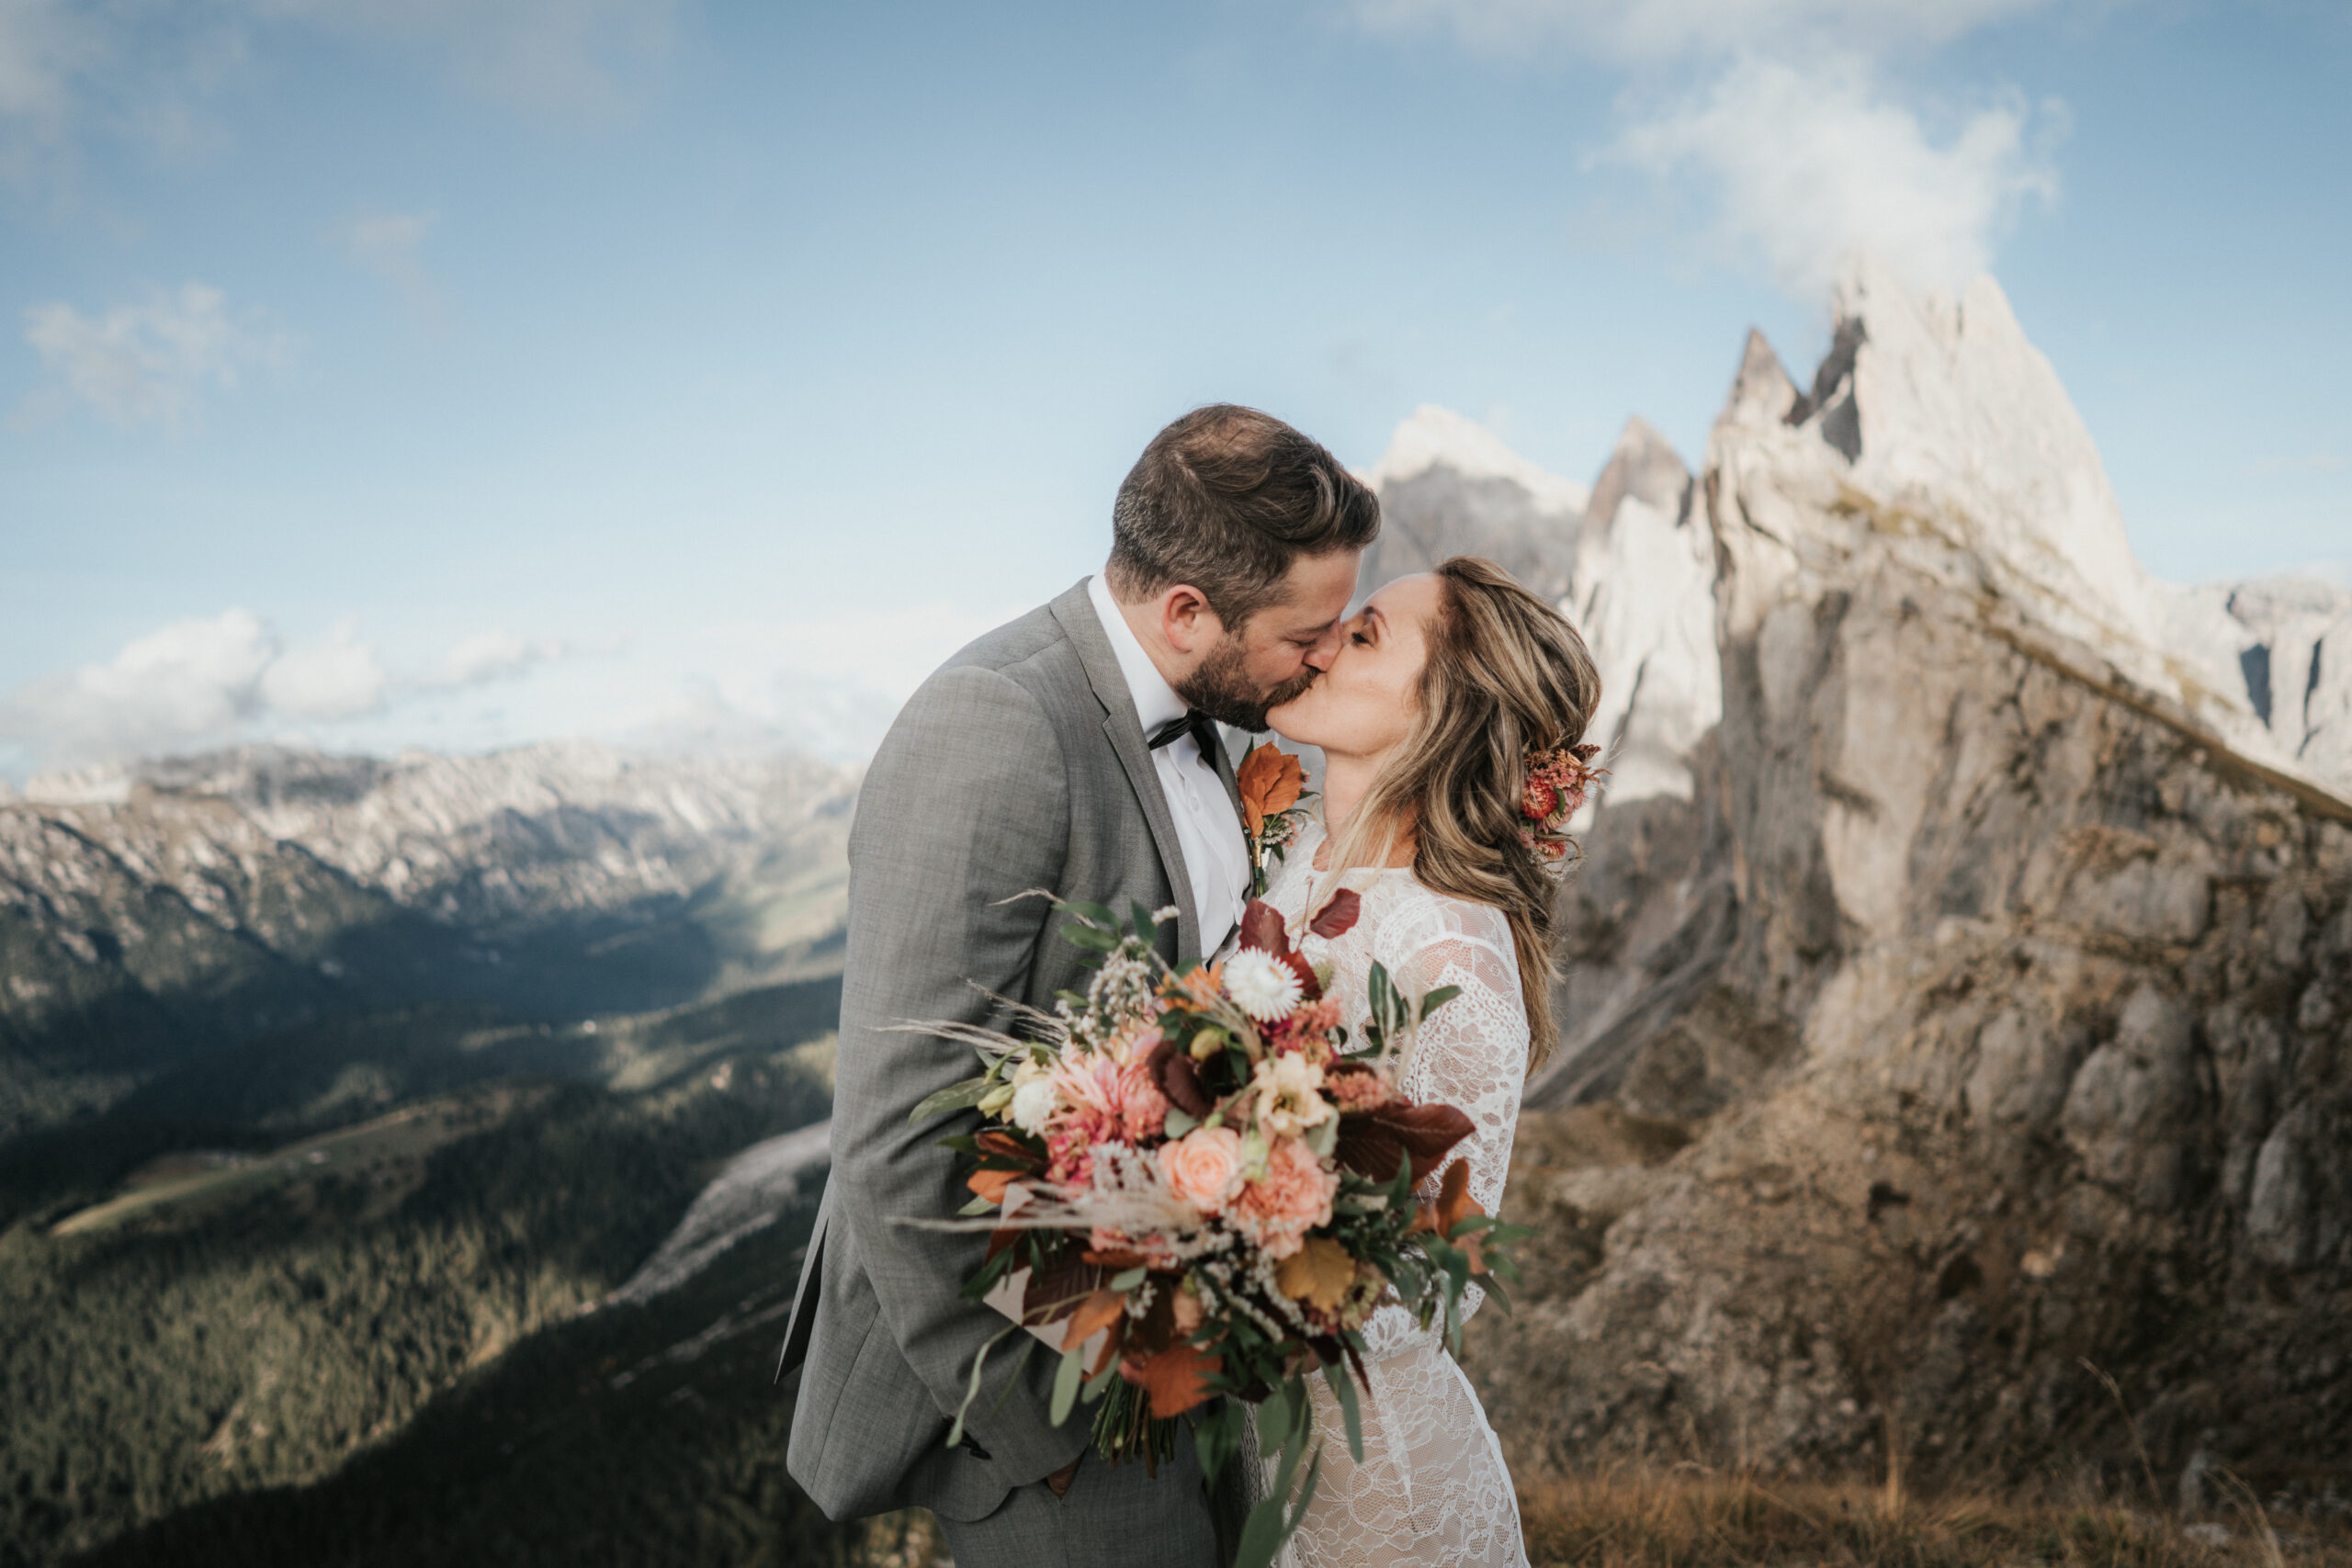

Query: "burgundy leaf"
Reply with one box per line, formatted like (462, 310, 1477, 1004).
(1277, 948, 1320, 1003)
(1306, 887, 1362, 940)
(1148, 1034, 1215, 1119)
(1023, 1250, 1104, 1325)
(1333, 1100, 1475, 1184)
(1238, 899, 1289, 956)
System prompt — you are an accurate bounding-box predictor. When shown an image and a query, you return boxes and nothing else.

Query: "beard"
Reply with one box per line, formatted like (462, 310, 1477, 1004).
(1176, 638, 1319, 733)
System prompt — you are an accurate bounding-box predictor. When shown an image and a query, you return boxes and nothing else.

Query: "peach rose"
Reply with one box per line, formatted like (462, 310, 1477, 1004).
(1157, 1126, 1244, 1214)
(1231, 1135, 1339, 1261)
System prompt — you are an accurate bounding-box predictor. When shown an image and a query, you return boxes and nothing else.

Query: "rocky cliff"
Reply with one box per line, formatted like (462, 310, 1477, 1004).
(1373, 271, 2352, 1499)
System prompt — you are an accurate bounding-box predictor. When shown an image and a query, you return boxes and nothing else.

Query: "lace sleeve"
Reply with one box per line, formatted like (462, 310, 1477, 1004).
(1359, 896, 1528, 1359)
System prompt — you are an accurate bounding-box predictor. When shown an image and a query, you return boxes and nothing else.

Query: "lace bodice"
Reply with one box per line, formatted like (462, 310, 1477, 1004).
(1266, 824, 1527, 1355)
(1244, 818, 1531, 1567)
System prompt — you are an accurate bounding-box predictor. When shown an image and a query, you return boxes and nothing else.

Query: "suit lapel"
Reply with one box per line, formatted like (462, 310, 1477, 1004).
(1048, 581, 1203, 966)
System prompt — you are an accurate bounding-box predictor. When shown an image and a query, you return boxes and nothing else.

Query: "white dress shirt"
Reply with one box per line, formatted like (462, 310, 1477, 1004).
(1085, 573, 1250, 954)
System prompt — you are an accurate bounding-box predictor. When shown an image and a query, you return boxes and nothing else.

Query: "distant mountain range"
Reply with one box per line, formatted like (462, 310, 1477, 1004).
(0, 741, 854, 1148)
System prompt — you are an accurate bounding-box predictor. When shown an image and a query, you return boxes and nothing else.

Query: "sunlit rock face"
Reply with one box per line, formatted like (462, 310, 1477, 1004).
(1363, 268, 2352, 1495)
(1570, 416, 1721, 809)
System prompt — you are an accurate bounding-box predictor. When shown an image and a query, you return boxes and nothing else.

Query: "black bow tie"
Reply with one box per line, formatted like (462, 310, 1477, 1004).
(1147, 710, 1222, 771)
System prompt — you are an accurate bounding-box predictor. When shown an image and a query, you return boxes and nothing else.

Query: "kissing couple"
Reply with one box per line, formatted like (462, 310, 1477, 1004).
(778, 405, 1601, 1566)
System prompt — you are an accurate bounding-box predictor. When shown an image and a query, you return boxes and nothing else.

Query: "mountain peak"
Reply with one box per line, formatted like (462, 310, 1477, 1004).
(1724, 329, 1800, 430)
(1585, 416, 1691, 535)
(1361, 405, 1587, 604)
(1365, 405, 1590, 518)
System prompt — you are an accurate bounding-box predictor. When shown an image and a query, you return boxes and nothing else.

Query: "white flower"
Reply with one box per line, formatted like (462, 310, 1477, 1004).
(1001, 1062, 1058, 1133)
(1224, 948, 1304, 1021)
(1006, 1081, 1053, 1128)
(1250, 1053, 1330, 1140)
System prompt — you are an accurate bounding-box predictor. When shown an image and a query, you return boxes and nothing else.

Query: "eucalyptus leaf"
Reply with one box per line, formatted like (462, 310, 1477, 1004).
(1320, 1359, 1365, 1463)
(1255, 1382, 1293, 1449)
(1109, 1266, 1148, 1291)
(1060, 921, 1117, 952)
(944, 1323, 1019, 1451)
(1049, 1341, 1086, 1427)
(908, 1077, 992, 1124)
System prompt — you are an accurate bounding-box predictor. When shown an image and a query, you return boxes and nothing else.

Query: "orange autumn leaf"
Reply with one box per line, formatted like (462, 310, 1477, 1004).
(1410, 1161, 1491, 1274)
(1126, 1337, 1224, 1419)
(1080, 1247, 1148, 1269)
(1165, 961, 1225, 1009)
(975, 1130, 1036, 1166)
(1237, 743, 1305, 837)
(1274, 1235, 1356, 1313)
(1064, 1288, 1127, 1345)
(968, 1167, 1024, 1205)
(1089, 1318, 1127, 1379)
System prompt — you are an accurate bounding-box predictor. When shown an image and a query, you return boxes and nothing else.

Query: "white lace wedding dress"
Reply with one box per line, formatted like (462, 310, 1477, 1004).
(1241, 819, 1531, 1568)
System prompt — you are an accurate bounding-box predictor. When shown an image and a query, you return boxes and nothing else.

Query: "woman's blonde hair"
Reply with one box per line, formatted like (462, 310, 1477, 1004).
(1323, 556, 1602, 1072)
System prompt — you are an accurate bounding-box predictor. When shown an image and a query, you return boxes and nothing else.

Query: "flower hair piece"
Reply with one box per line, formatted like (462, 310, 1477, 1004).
(1518, 742, 1606, 869)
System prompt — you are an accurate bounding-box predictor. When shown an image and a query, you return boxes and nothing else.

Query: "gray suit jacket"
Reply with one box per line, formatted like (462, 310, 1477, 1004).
(778, 579, 1244, 1523)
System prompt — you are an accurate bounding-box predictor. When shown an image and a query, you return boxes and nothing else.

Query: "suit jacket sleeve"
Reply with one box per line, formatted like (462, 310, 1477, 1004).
(831, 661, 1089, 1481)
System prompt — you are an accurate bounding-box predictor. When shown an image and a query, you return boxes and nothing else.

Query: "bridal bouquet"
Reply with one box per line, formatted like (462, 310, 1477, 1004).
(905, 845, 1529, 1565)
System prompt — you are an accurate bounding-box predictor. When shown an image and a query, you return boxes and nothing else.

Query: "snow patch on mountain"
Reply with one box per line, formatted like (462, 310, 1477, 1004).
(1367, 405, 1591, 516)
(1362, 405, 1589, 604)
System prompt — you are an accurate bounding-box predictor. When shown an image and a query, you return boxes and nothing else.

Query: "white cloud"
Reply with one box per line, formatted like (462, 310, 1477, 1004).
(334, 208, 443, 320)
(0, 610, 577, 771)
(429, 628, 568, 688)
(1346, 0, 2073, 303)
(259, 621, 389, 718)
(1346, 0, 2059, 63)
(0, 608, 277, 766)
(1600, 53, 2060, 298)
(0, 600, 1026, 774)
(18, 282, 289, 427)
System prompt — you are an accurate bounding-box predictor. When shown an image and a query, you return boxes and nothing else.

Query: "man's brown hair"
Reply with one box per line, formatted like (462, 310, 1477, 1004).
(1104, 404, 1380, 627)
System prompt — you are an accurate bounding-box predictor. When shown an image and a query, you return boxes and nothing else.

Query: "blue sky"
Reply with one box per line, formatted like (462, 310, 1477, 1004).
(3, 0, 2347, 777)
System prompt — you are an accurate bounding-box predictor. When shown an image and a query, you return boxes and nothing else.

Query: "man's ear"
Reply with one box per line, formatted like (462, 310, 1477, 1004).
(1158, 585, 1225, 657)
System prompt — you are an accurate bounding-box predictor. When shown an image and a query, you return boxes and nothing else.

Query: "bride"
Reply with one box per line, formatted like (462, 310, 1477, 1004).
(1239, 555, 1600, 1568)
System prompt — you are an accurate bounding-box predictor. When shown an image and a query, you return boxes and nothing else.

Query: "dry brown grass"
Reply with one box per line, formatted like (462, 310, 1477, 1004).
(1519, 1470, 2352, 1568)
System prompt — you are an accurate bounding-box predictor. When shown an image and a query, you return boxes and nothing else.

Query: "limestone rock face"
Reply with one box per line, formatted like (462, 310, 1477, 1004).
(1570, 417, 1720, 809)
(1391, 268, 2352, 1495)
(2209, 576, 2352, 787)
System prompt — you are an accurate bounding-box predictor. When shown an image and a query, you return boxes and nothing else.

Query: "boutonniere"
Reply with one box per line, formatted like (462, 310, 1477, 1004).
(1237, 742, 1314, 897)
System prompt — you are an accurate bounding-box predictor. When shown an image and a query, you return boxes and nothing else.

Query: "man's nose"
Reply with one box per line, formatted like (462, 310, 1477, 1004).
(1302, 626, 1345, 672)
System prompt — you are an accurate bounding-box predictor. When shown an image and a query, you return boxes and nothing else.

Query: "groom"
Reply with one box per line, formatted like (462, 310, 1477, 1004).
(777, 405, 1378, 1565)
